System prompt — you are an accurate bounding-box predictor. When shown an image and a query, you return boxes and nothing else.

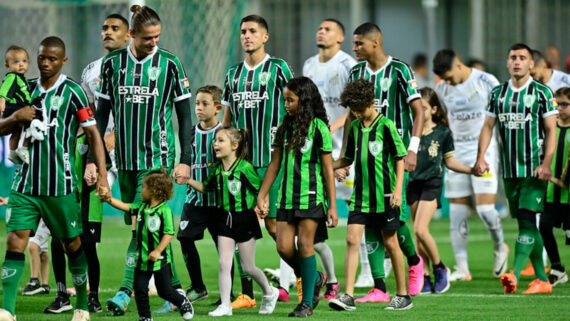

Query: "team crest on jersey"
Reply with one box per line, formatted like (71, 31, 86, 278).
(147, 214, 161, 233)
(78, 144, 89, 155)
(148, 67, 161, 81)
(258, 72, 271, 86)
(180, 220, 188, 230)
(523, 94, 535, 107)
(368, 141, 382, 157)
(380, 78, 392, 92)
(428, 140, 440, 157)
(301, 138, 313, 153)
(228, 179, 242, 196)
(50, 95, 63, 111)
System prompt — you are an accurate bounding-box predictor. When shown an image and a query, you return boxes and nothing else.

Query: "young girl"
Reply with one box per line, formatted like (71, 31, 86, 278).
(256, 76, 338, 317)
(409, 87, 473, 294)
(186, 127, 278, 317)
(105, 169, 193, 321)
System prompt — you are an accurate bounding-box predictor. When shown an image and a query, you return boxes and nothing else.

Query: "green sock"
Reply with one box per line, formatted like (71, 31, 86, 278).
(365, 227, 386, 279)
(67, 248, 88, 311)
(398, 223, 417, 257)
(2, 251, 25, 315)
(529, 227, 547, 281)
(300, 255, 317, 308)
(513, 219, 536, 280)
(119, 232, 137, 293)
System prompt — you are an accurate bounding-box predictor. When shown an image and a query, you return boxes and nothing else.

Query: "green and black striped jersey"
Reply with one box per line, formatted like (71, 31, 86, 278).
(273, 118, 332, 210)
(12, 75, 96, 197)
(344, 114, 407, 213)
(348, 57, 421, 146)
(131, 202, 174, 271)
(185, 123, 221, 207)
(222, 54, 294, 167)
(203, 158, 260, 212)
(486, 77, 558, 179)
(546, 125, 570, 204)
(97, 46, 192, 171)
(0, 72, 31, 106)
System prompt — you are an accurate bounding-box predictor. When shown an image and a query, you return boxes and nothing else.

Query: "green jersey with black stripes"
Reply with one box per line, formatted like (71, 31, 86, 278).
(344, 114, 407, 213)
(485, 77, 558, 179)
(347, 57, 421, 146)
(222, 54, 294, 167)
(203, 158, 260, 212)
(273, 118, 332, 210)
(131, 202, 174, 271)
(185, 123, 221, 207)
(11, 75, 96, 197)
(546, 125, 570, 204)
(97, 46, 192, 171)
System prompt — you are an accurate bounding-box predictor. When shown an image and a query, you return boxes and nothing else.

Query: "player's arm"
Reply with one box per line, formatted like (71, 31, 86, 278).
(256, 147, 283, 217)
(404, 98, 424, 172)
(105, 197, 130, 212)
(534, 114, 558, 181)
(391, 157, 405, 208)
(473, 115, 496, 176)
(149, 234, 173, 262)
(444, 156, 473, 175)
(186, 179, 205, 193)
(222, 106, 232, 127)
(173, 98, 193, 184)
(84, 124, 110, 200)
(0, 98, 5, 114)
(321, 151, 338, 227)
(0, 106, 35, 135)
(330, 113, 348, 134)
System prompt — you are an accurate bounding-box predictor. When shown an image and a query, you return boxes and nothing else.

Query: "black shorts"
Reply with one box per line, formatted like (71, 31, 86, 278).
(406, 177, 443, 208)
(80, 222, 102, 243)
(276, 203, 325, 222)
(348, 197, 400, 231)
(314, 216, 329, 243)
(177, 204, 221, 241)
(218, 209, 263, 243)
(541, 203, 570, 229)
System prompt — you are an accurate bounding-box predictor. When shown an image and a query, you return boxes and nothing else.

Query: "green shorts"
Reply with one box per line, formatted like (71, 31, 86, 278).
(7, 191, 82, 239)
(503, 177, 547, 218)
(118, 167, 172, 224)
(256, 167, 282, 219)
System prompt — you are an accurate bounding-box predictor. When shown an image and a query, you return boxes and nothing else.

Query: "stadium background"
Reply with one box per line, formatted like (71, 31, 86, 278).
(0, 0, 569, 219)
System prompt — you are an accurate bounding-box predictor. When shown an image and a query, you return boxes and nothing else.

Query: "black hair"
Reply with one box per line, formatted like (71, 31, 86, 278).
(353, 22, 381, 36)
(241, 15, 269, 33)
(323, 18, 345, 36)
(130, 5, 160, 33)
(5, 45, 28, 61)
(274, 77, 329, 155)
(340, 79, 375, 111)
(508, 43, 533, 57)
(419, 87, 449, 128)
(39, 36, 66, 55)
(412, 53, 428, 69)
(106, 13, 129, 29)
(433, 49, 456, 76)
(532, 50, 545, 64)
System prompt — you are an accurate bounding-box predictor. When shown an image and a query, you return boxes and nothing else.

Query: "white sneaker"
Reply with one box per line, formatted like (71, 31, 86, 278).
(449, 266, 472, 282)
(493, 243, 509, 278)
(71, 309, 90, 321)
(208, 304, 232, 317)
(549, 268, 569, 287)
(384, 257, 392, 278)
(259, 287, 279, 314)
(354, 273, 374, 288)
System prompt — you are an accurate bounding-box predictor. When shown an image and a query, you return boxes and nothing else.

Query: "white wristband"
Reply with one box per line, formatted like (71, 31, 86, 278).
(408, 136, 420, 153)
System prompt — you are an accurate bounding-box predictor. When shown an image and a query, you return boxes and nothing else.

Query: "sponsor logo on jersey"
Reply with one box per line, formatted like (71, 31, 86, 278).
(234, 91, 270, 109)
(550, 98, 558, 108)
(148, 67, 161, 81)
(119, 86, 160, 104)
(368, 141, 382, 157)
(301, 138, 313, 154)
(147, 215, 161, 233)
(227, 179, 242, 196)
(408, 79, 418, 89)
(374, 99, 389, 110)
(498, 112, 532, 129)
(428, 140, 440, 157)
(180, 78, 190, 89)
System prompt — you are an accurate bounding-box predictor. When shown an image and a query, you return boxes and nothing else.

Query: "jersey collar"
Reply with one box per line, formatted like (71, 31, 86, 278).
(127, 45, 158, 64)
(365, 56, 392, 75)
(196, 122, 221, 134)
(244, 54, 270, 71)
(508, 75, 533, 92)
(38, 74, 67, 94)
(359, 113, 383, 131)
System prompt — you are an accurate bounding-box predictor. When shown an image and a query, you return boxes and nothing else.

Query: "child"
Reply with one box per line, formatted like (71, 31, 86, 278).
(0, 46, 40, 164)
(409, 87, 472, 294)
(105, 169, 194, 321)
(186, 127, 278, 317)
(256, 76, 338, 317)
(328, 79, 411, 311)
(539, 87, 570, 287)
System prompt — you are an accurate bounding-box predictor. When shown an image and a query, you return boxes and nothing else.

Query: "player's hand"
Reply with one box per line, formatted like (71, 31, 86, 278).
(256, 194, 270, 218)
(472, 158, 489, 177)
(13, 106, 36, 122)
(95, 176, 111, 202)
(404, 152, 417, 172)
(148, 250, 161, 262)
(84, 163, 98, 186)
(173, 164, 191, 185)
(390, 189, 402, 208)
(335, 167, 350, 182)
(327, 207, 338, 228)
(534, 163, 552, 181)
(0, 197, 8, 206)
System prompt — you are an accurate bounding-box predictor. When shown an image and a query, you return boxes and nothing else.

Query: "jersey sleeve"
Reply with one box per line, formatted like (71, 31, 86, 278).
(241, 162, 261, 193)
(96, 57, 112, 101)
(442, 127, 455, 159)
(0, 73, 17, 101)
(128, 203, 141, 216)
(80, 65, 94, 104)
(161, 206, 174, 235)
(398, 63, 421, 103)
(343, 121, 357, 162)
(539, 86, 559, 118)
(315, 119, 332, 153)
(485, 88, 499, 118)
(384, 119, 408, 158)
(339, 56, 357, 84)
(276, 60, 294, 92)
(170, 57, 192, 103)
(71, 84, 96, 128)
(221, 70, 233, 108)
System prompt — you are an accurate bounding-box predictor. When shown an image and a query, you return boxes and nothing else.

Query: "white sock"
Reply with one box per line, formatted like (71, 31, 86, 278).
(450, 203, 470, 271)
(279, 258, 294, 291)
(476, 204, 504, 251)
(359, 232, 371, 275)
(536, 213, 548, 266)
(314, 242, 337, 283)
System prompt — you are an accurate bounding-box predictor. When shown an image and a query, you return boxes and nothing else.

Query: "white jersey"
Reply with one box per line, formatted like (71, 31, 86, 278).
(435, 68, 499, 164)
(546, 69, 570, 92)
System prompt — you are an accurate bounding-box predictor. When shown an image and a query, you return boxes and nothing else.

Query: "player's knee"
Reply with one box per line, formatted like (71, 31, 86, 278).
(413, 228, 429, 242)
(346, 233, 361, 249)
(476, 204, 501, 230)
(61, 237, 81, 253)
(7, 231, 30, 253)
(28, 242, 39, 255)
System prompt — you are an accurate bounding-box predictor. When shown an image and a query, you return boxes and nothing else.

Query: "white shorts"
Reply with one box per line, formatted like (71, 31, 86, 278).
(444, 144, 498, 198)
(29, 219, 51, 253)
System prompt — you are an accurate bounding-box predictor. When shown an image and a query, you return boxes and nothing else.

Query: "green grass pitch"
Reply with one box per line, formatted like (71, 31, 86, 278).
(2, 217, 569, 320)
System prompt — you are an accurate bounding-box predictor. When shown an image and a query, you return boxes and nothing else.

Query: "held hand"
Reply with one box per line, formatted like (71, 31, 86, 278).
(148, 250, 161, 262)
(390, 191, 402, 209)
(96, 177, 111, 203)
(173, 164, 191, 185)
(534, 164, 552, 181)
(256, 194, 270, 218)
(404, 152, 417, 172)
(0, 197, 8, 206)
(84, 163, 98, 186)
(472, 158, 489, 177)
(14, 106, 36, 122)
(335, 167, 350, 182)
(327, 207, 338, 228)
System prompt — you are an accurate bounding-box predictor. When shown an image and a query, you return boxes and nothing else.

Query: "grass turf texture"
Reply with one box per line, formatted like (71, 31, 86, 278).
(2, 217, 569, 320)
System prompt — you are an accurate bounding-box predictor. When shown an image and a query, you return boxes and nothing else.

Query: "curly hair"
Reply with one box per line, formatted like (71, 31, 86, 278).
(274, 77, 328, 155)
(340, 79, 375, 111)
(143, 168, 173, 202)
(419, 87, 449, 128)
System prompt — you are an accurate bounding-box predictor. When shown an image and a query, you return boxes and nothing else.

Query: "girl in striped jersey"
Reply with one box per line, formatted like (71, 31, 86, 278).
(410, 88, 474, 294)
(256, 77, 338, 317)
(186, 127, 278, 317)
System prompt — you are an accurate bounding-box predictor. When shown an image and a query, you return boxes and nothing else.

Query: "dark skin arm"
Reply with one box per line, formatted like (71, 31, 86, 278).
(0, 107, 35, 136)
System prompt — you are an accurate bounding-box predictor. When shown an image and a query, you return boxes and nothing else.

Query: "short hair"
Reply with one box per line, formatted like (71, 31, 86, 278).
(433, 49, 456, 76)
(130, 5, 160, 33)
(340, 79, 375, 110)
(39, 36, 66, 55)
(241, 15, 268, 33)
(412, 53, 428, 69)
(196, 85, 223, 105)
(143, 168, 173, 202)
(467, 58, 485, 68)
(555, 87, 570, 101)
(5, 45, 28, 61)
(532, 50, 545, 64)
(508, 43, 532, 57)
(106, 13, 129, 29)
(353, 22, 382, 36)
(323, 18, 345, 36)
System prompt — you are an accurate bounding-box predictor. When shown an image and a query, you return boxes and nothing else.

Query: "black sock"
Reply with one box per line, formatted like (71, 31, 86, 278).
(407, 254, 420, 266)
(551, 263, 565, 272)
(29, 277, 39, 284)
(241, 277, 253, 298)
(180, 240, 205, 290)
(373, 278, 386, 292)
(119, 287, 132, 297)
(83, 242, 100, 296)
(57, 282, 67, 295)
(51, 238, 67, 289)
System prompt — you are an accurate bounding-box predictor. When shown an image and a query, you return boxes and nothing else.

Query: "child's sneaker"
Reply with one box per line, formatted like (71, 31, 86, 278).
(288, 303, 312, 317)
(385, 295, 413, 310)
(230, 293, 256, 309)
(420, 275, 434, 295)
(277, 286, 290, 302)
(153, 300, 177, 313)
(522, 279, 552, 294)
(329, 293, 356, 311)
(259, 287, 279, 314)
(178, 298, 194, 320)
(15, 148, 29, 164)
(186, 287, 208, 302)
(408, 256, 424, 296)
(323, 282, 341, 300)
(355, 288, 389, 302)
(208, 304, 232, 317)
(449, 266, 472, 282)
(433, 266, 450, 293)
